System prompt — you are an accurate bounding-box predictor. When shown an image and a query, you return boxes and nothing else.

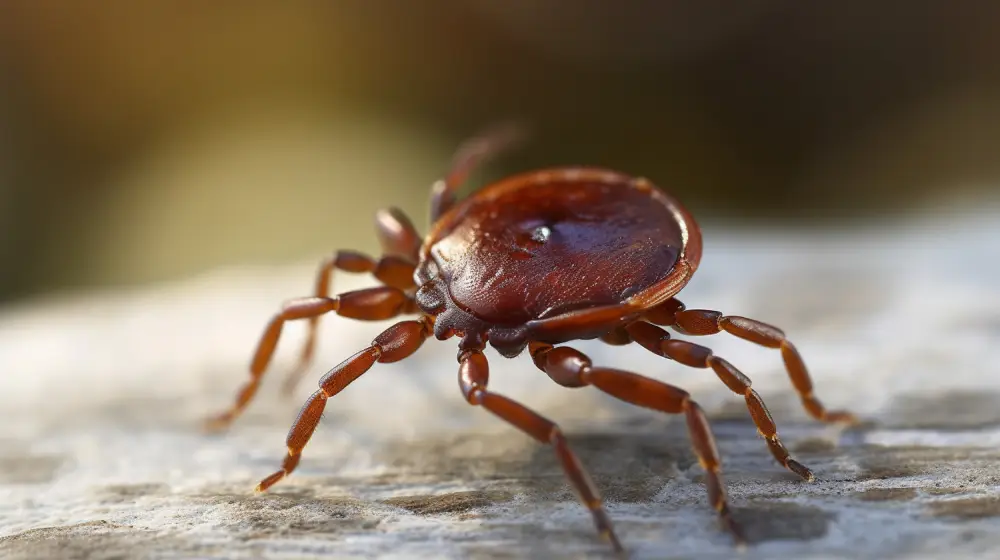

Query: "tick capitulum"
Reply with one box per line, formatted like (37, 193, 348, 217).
(205, 124, 857, 553)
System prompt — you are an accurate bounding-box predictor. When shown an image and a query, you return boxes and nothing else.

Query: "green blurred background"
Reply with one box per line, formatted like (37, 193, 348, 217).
(1, 1, 999, 303)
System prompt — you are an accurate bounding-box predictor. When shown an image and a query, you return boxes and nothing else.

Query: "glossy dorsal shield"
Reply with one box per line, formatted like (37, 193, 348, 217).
(415, 168, 702, 356)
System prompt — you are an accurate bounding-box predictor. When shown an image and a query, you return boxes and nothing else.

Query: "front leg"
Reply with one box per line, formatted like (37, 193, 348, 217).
(257, 316, 432, 492)
(205, 286, 411, 432)
(282, 249, 417, 396)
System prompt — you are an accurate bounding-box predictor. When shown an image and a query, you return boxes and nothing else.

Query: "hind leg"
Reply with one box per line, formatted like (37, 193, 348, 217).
(646, 298, 856, 424)
(529, 342, 746, 545)
(620, 322, 815, 481)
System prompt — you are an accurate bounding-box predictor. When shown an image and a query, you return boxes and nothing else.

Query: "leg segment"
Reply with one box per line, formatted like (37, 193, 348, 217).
(528, 342, 745, 545)
(430, 122, 526, 222)
(458, 346, 623, 553)
(623, 321, 813, 481)
(257, 317, 432, 492)
(282, 250, 417, 395)
(599, 326, 632, 346)
(649, 298, 856, 424)
(205, 286, 411, 431)
(374, 207, 422, 261)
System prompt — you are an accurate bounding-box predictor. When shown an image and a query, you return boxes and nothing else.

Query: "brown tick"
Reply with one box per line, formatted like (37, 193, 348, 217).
(206, 125, 857, 553)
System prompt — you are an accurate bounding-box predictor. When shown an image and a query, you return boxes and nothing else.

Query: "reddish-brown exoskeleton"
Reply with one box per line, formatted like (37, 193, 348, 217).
(206, 125, 856, 552)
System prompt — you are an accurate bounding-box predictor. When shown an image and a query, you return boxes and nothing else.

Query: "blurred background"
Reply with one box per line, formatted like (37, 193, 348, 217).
(1, 1, 999, 304)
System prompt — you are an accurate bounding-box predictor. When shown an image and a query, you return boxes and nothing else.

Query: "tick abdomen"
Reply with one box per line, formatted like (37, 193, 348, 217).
(428, 170, 684, 325)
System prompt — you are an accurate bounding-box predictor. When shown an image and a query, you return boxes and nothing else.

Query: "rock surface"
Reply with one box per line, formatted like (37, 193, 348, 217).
(2, 210, 999, 559)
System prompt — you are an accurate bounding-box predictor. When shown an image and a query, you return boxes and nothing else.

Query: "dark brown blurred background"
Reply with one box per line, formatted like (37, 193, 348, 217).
(1, 1, 999, 303)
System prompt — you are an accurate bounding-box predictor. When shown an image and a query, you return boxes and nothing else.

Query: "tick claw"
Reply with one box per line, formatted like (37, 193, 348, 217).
(256, 471, 285, 493)
(603, 530, 625, 555)
(722, 515, 748, 550)
(202, 414, 232, 434)
(788, 459, 815, 482)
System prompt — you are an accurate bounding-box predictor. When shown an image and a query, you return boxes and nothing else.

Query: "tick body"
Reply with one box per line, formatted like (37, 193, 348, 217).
(416, 168, 697, 357)
(206, 125, 856, 553)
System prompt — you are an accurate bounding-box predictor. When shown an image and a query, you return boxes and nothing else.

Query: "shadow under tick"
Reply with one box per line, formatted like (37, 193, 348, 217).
(928, 496, 1000, 520)
(382, 490, 514, 514)
(854, 487, 918, 502)
(732, 501, 834, 544)
(883, 390, 1000, 430)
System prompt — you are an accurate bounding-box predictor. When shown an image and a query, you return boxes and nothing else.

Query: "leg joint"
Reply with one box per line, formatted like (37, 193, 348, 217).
(540, 346, 592, 388)
(466, 386, 485, 405)
(548, 425, 565, 445)
(674, 310, 723, 336)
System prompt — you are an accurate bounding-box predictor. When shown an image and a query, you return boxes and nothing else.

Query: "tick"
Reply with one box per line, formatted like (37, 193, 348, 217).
(205, 125, 857, 553)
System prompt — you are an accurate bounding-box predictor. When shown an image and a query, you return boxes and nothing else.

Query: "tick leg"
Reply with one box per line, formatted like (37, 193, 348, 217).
(282, 250, 417, 396)
(458, 347, 623, 553)
(599, 326, 632, 346)
(257, 317, 432, 492)
(205, 286, 411, 432)
(374, 207, 422, 261)
(529, 342, 746, 546)
(430, 122, 526, 222)
(619, 322, 813, 481)
(652, 299, 856, 425)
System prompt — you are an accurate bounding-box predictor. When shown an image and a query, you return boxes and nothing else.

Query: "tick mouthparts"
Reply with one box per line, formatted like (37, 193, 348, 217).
(415, 282, 447, 314)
